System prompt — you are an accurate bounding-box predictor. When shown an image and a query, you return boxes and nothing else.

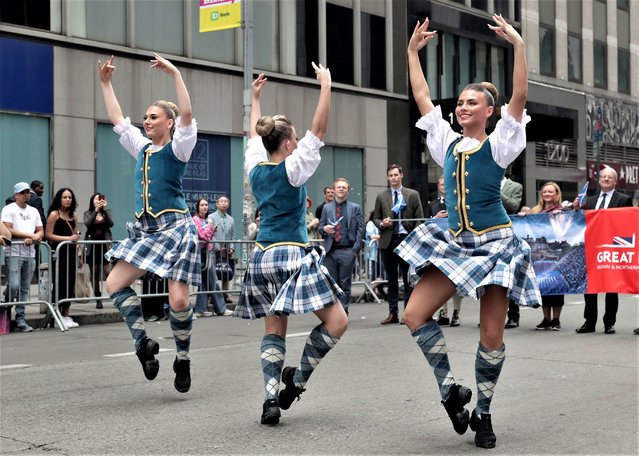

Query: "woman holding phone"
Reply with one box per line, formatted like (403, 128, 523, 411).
(84, 193, 114, 309)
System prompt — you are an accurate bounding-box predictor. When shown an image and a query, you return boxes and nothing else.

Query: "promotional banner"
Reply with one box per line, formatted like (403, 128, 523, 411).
(513, 212, 587, 295)
(584, 207, 639, 294)
(199, 0, 242, 33)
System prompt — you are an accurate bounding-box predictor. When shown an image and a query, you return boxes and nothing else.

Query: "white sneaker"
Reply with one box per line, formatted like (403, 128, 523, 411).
(222, 309, 233, 316)
(64, 317, 79, 328)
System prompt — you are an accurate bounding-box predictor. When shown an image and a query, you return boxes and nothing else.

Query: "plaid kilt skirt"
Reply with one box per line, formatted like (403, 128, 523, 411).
(105, 212, 201, 286)
(234, 245, 344, 320)
(395, 222, 541, 307)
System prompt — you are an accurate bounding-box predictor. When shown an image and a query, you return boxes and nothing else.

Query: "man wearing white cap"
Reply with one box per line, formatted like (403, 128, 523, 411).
(1, 182, 44, 332)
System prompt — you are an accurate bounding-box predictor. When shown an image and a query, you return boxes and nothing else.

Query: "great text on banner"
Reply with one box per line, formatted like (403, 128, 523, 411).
(199, 0, 242, 33)
(585, 207, 639, 294)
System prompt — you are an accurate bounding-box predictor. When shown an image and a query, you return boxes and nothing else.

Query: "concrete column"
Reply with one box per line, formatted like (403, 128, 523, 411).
(607, 0, 618, 92)
(630, 0, 639, 97)
(555, 0, 568, 81)
(522, 0, 540, 76)
(582, 0, 594, 88)
(279, 0, 296, 75)
(354, 0, 362, 86)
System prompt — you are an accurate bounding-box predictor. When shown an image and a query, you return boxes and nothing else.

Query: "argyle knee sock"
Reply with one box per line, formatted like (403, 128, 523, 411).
(475, 343, 505, 415)
(413, 319, 455, 400)
(261, 334, 286, 401)
(112, 287, 147, 351)
(169, 305, 193, 360)
(292, 324, 339, 388)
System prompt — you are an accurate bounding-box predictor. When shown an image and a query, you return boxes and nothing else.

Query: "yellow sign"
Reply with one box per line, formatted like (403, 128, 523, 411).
(199, 0, 242, 32)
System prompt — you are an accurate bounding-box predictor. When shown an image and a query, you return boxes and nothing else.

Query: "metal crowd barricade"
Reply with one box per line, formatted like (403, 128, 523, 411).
(0, 240, 65, 332)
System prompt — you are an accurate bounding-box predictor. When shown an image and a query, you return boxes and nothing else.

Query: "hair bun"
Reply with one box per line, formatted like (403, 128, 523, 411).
(480, 82, 499, 102)
(256, 116, 275, 137)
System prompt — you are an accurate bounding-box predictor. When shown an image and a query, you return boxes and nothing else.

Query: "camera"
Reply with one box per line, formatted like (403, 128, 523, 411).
(98, 195, 105, 202)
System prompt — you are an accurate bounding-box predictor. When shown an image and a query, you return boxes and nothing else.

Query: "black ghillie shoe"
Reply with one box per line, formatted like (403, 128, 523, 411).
(469, 409, 497, 449)
(441, 383, 472, 435)
(173, 357, 191, 393)
(278, 367, 306, 410)
(261, 399, 281, 425)
(136, 337, 160, 380)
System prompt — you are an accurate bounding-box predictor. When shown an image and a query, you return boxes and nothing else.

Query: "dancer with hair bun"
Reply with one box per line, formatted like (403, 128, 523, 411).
(400, 15, 541, 449)
(98, 53, 200, 393)
(235, 64, 348, 425)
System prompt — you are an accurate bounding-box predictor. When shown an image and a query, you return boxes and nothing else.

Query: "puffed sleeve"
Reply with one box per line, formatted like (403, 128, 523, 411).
(245, 136, 269, 176)
(285, 130, 323, 187)
(489, 104, 531, 169)
(113, 117, 150, 159)
(171, 117, 198, 162)
(415, 106, 460, 167)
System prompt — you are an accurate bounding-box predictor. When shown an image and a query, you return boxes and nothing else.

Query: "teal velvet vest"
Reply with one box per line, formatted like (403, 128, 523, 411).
(134, 143, 189, 218)
(250, 161, 308, 249)
(443, 138, 511, 236)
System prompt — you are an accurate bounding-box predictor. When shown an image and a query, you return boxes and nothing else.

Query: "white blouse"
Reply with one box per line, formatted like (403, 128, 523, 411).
(113, 116, 198, 162)
(245, 130, 323, 187)
(416, 104, 531, 169)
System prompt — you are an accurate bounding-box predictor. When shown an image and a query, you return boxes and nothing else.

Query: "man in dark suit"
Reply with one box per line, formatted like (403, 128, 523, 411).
(427, 175, 447, 218)
(373, 164, 424, 325)
(575, 166, 634, 334)
(28, 180, 46, 229)
(319, 178, 364, 315)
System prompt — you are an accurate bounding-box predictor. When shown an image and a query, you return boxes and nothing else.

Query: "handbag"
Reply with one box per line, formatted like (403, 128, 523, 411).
(74, 263, 94, 303)
(215, 258, 235, 281)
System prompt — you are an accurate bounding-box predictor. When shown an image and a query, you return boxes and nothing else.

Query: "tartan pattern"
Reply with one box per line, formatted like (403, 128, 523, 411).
(112, 287, 147, 351)
(413, 320, 455, 400)
(396, 222, 541, 307)
(105, 212, 201, 286)
(169, 305, 193, 360)
(293, 324, 339, 388)
(234, 245, 344, 320)
(261, 334, 286, 400)
(475, 343, 506, 415)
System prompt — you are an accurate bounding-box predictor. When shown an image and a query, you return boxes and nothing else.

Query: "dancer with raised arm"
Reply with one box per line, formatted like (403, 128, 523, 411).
(400, 15, 540, 448)
(235, 66, 348, 425)
(98, 54, 200, 393)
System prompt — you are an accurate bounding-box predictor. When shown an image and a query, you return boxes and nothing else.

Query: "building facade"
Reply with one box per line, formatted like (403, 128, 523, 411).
(1, 0, 636, 241)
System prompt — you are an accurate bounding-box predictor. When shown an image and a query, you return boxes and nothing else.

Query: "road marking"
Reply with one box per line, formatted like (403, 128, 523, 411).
(103, 348, 173, 358)
(0, 364, 32, 370)
(286, 332, 311, 338)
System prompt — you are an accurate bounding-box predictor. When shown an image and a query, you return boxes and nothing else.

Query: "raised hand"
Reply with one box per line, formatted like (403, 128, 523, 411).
(252, 73, 267, 99)
(312, 62, 331, 88)
(488, 14, 523, 46)
(150, 53, 179, 76)
(408, 19, 437, 53)
(98, 55, 116, 84)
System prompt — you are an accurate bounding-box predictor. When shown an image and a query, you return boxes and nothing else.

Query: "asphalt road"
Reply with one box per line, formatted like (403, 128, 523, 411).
(1, 295, 637, 455)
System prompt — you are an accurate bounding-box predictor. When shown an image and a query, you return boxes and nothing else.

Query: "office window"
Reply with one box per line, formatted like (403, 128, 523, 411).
(361, 12, 385, 90)
(442, 34, 455, 99)
(567, 0, 582, 34)
(490, 46, 505, 95)
(539, 0, 555, 26)
(618, 49, 630, 94)
(425, 34, 439, 100)
(326, 3, 353, 85)
(0, 0, 54, 31)
(84, 0, 126, 45)
(618, 0, 629, 10)
(458, 37, 472, 94)
(134, 0, 183, 55)
(475, 41, 489, 83)
(567, 34, 582, 82)
(617, 8, 629, 48)
(191, 0, 235, 63)
(594, 42, 607, 88)
(296, 0, 318, 77)
(593, 1, 607, 43)
(471, 0, 488, 11)
(494, 0, 509, 16)
(539, 26, 555, 77)
(253, 0, 278, 72)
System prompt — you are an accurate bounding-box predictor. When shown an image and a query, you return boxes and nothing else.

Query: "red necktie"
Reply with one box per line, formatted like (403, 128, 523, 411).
(334, 204, 342, 242)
